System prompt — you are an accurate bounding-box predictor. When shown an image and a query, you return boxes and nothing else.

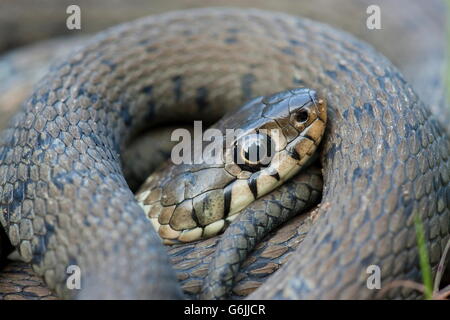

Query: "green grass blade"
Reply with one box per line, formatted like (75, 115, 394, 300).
(414, 214, 433, 299)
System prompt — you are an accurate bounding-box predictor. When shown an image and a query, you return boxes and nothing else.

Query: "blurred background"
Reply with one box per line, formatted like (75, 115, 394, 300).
(0, 0, 447, 132)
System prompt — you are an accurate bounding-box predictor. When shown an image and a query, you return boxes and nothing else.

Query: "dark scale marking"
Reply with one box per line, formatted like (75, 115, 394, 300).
(77, 87, 86, 97)
(325, 70, 337, 79)
(360, 253, 375, 266)
(172, 75, 183, 102)
(8, 202, 21, 216)
(68, 257, 78, 269)
(247, 259, 273, 271)
(37, 133, 52, 148)
(247, 175, 259, 199)
(89, 94, 98, 104)
(196, 87, 209, 111)
(342, 109, 349, 120)
(225, 37, 238, 44)
(191, 208, 200, 226)
(13, 183, 24, 202)
(402, 196, 414, 218)
(270, 171, 280, 181)
(138, 39, 149, 46)
(289, 39, 304, 46)
(83, 216, 91, 227)
(90, 133, 103, 148)
(112, 242, 120, 254)
(363, 103, 375, 117)
(224, 184, 232, 217)
(101, 59, 116, 70)
(289, 149, 301, 161)
(353, 107, 363, 121)
(416, 129, 423, 147)
(338, 63, 351, 74)
(110, 136, 121, 155)
(352, 167, 363, 181)
(52, 171, 77, 191)
(293, 77, 306, 86)
(327, 144, 341, 159)
(33, 222, 56, 262)
(30, 95, 38, 106)
(377, 77, 386, 90)
(241, 73, 256, 101)
(145, 100, 156, 121)
(141, 85, 153, 95)
(227, 27, 239, 33)
(322, 231, 332, 243)
(51, 176, 65, 191)
(302, 132, 316, 144)
(0, 147, 6, 162)
(119, 106, 132, 127)
(331, 239, 340, 252)
(35, 91, 49, 104)
(170, 246, 192, 258)
(281, 47, 295, 56)
(146, 46, 158, 53)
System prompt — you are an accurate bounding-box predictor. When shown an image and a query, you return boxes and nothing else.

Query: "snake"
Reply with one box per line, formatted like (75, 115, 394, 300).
(0, 0, 450, 299)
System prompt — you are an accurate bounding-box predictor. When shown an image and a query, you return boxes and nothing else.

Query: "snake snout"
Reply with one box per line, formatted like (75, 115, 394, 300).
(287, 91, 327, 164)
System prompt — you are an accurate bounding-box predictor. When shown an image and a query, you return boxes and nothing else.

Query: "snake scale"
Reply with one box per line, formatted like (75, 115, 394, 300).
(0, 0, 449, 299)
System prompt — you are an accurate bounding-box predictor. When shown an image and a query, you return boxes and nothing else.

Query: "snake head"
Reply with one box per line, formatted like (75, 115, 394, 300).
(136, 88, 326, 244)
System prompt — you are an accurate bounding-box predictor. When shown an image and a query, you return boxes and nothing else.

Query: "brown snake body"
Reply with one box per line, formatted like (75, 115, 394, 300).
(0, 1, 449, 299)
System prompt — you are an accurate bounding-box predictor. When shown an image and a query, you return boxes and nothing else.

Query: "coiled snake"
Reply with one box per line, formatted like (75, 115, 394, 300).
(0, 2, 449, 299)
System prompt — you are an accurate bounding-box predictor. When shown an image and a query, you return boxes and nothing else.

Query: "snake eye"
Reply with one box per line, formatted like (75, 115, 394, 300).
(233, 133, 275, 171)
(295, 110, 309, 123)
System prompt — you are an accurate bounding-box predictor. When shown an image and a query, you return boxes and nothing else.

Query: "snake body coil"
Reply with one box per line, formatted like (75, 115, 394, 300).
(0, 8, 449, 299)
